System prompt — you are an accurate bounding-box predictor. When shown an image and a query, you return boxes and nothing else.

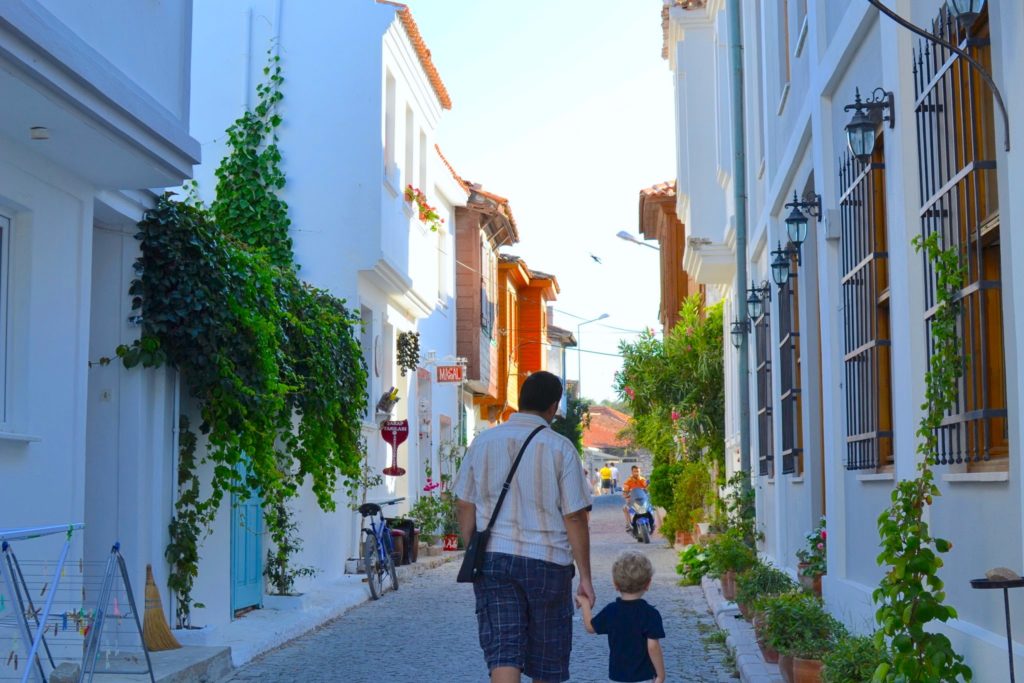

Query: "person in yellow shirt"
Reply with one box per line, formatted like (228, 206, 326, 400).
(621, 466, 648, 529)
(599, 464, 613, 493)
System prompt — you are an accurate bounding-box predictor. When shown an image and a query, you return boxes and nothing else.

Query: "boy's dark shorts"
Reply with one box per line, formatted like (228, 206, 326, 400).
(473, 552, 575, 682)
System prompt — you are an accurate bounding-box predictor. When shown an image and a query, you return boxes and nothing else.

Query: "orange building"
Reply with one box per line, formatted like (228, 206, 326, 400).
(638, 180, 702, 332)
(476, 255, 559, 422)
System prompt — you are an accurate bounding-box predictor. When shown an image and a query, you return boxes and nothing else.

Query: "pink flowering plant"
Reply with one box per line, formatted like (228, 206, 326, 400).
(404, 185, 444, 232)
(796, 516, 827, 578)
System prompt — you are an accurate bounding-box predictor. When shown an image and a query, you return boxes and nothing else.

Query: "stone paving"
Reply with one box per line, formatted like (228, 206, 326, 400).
(225, 494, 734, 682)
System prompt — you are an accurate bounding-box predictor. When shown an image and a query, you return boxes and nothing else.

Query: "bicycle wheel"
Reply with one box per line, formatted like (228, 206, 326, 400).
(386, 544, 399, 592)
(363, 533, 381, 600)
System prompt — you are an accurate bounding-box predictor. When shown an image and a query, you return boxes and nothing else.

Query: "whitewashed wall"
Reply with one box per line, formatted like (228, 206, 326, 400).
(667, 0, 1024, 674)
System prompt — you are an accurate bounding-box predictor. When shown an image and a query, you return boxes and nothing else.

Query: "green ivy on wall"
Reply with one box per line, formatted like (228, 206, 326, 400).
(872, 232, 972, 682)
(119, 53, 367, 624)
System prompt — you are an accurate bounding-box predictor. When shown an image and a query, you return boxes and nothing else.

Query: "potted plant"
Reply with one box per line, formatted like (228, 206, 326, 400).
(675, 543, 710, 586)
(439, 492, 460, 551)
(704, 528, 757, 601)
(735, 561, 797, 620)
(821, 634, 889, 683)
(751, 596, 781, 664)
(796, 517, 826, 596)
(407, 489, 444, 546)
(761, 592, 845, 683)
(673, 460, 712, 546)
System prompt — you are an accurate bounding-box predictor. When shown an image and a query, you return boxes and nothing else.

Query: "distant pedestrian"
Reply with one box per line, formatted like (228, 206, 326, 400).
(577, 551, 666, 683)
(610, 462, 620, 493)
(599, 464, 613, 494)
(454, 371, 595, 683)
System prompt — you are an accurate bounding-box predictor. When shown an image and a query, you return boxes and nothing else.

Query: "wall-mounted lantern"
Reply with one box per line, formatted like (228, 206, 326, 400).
(771, 242, 798, 288)
(746, 280, 771, 320)
(783, 191, 821, 266)
(946, 0, 985, 28)
(843, 87, 895, 162)
(730, 319, 750, 349)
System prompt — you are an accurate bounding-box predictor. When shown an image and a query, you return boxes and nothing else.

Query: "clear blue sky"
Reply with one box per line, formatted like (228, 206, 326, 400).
(412, 1, 676, 402)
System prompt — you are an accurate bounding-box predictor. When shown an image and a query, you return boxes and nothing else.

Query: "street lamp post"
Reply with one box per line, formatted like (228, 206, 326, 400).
(576, 314, 609, 400)
(616, 230, 660, 251)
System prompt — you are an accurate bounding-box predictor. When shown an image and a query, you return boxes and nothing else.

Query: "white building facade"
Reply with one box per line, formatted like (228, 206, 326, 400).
(666, 0, 1024, 675)
(187, 0, 463, 626)
(0, 0, 199, 615)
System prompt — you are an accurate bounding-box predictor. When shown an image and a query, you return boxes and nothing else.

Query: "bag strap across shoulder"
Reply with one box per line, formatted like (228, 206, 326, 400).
(484, 425, 546, 533)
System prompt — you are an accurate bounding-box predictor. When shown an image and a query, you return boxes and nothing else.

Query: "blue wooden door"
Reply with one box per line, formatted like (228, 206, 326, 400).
(231, 483, 263, 615)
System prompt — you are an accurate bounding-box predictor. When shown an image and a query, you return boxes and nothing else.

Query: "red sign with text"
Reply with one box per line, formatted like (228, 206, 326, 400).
(436, 365, 464, 383)
(380, 420, 409, 476)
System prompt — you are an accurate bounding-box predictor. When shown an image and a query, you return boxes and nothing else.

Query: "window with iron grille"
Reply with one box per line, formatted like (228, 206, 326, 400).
(778, 249, 802, 475)
(913, 6, 1007, 467)
(839, 141, 893, 470)
(755, 308, 774, 477)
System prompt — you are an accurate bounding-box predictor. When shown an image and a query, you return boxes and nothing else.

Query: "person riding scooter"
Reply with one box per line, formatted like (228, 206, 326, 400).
(621, 466, 648, 531)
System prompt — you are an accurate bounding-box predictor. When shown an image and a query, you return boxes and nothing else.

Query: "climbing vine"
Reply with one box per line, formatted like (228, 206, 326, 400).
(872, 232, 971, 682)
(120, 53, 367, 621)
(165, 416, 204, 628)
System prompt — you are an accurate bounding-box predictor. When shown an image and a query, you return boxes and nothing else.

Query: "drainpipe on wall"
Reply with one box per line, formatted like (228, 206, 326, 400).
(727, 0, 751, 490)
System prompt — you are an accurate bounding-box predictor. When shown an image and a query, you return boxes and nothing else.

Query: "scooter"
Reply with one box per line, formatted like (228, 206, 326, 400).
(627, 488, 656, 544)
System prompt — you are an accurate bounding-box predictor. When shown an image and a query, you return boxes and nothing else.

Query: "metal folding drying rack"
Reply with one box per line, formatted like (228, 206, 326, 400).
(0, 524, 155, 683)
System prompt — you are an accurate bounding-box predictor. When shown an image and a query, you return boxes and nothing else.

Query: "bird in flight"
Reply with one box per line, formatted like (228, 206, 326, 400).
(589, 253, 602, 264)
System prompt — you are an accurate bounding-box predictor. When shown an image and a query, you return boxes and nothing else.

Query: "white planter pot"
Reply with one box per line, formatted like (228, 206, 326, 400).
(171, 624, 215, 647)
(263, 593, 310, 612)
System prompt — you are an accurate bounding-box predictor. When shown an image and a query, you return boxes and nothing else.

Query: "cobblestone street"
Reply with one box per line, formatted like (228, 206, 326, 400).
(226, 494, 733, 682)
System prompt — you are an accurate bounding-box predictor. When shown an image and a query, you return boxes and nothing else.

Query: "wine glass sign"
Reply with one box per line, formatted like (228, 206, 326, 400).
(380, 420, 409, 476)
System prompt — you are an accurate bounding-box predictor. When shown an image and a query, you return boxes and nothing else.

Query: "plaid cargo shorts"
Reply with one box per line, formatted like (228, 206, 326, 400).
(473, 552, 575, 682)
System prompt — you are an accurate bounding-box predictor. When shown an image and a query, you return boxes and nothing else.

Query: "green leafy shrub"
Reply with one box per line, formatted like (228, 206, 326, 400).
(821, 635, 889, 683)
(704, 528, 757, 578)
(761, 592, 846, 660)
(676, 544, 710, 586)
(735, 561, 797, 608)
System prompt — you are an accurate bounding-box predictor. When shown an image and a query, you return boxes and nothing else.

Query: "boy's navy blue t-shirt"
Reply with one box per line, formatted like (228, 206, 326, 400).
(590, 598, 665, 682)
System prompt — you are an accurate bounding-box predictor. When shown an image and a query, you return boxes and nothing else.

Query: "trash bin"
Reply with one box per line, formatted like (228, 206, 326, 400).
(387, 518, 417, 565)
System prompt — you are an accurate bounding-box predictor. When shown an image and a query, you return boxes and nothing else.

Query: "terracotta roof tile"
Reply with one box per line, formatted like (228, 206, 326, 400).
(435, 144, 520, 243)
(640, 180, 676, 199)
(583, 406, 632, 450)
(662, 1, 708, 60)
(377, 1, 452, 110)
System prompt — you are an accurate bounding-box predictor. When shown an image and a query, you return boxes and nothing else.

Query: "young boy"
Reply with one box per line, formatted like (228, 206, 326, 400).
(577, 551, 666, 683)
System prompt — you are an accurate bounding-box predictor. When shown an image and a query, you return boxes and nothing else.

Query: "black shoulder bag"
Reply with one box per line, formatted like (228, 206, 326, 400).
(456, 425, 546, 583)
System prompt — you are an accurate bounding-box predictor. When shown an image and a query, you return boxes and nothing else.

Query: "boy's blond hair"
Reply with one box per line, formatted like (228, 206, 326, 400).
(612, 551, 654, 593)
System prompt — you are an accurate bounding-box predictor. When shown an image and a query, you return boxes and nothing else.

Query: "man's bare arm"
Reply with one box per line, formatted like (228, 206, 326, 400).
(456, 499, 476, 546)
(564, 508, 595, 607)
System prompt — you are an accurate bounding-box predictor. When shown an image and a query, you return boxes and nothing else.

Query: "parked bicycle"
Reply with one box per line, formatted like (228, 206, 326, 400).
(358, 497, 404, 599)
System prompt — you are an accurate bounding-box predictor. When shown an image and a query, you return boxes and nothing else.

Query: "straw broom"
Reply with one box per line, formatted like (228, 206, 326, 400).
(143, 565, 181, 651)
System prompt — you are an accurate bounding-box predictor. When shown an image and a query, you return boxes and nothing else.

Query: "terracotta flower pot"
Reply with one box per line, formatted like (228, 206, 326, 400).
(721, 570, 737, 601)
(757, 637, 779, 663)
(812, 574, 822, 597)
(793, 657, 823, 683)
(675, 530, 694, 546)
(737, 601, 750, 620)
(778, 654, 794, 683)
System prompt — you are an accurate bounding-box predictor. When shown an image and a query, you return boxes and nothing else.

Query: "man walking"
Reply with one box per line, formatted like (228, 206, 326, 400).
(454, 371, 594, 683)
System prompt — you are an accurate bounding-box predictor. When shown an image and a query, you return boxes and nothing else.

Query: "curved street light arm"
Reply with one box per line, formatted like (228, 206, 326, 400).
(866, 0, 1009, 151)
